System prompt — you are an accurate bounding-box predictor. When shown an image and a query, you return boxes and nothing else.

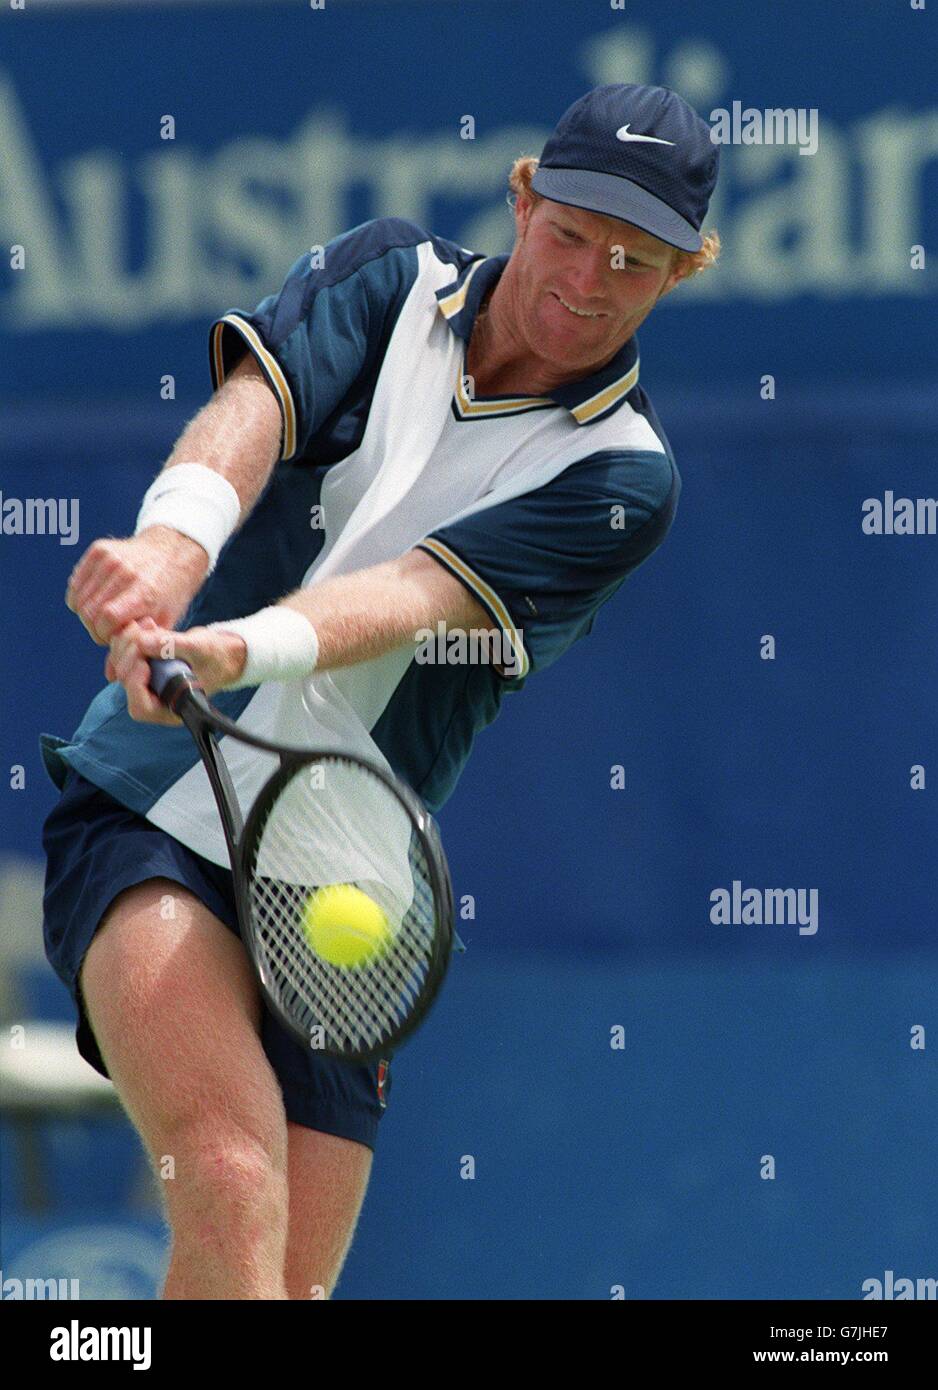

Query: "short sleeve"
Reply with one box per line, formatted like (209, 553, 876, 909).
(416, 449, 680, 681)
(208, 219, 420, 462)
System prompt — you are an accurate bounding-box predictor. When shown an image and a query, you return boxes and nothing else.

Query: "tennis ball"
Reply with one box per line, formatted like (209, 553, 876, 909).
(301, 884, 390, 968)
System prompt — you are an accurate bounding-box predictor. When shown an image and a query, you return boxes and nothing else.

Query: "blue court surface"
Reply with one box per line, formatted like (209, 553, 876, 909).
(3, 950, 934, 1300)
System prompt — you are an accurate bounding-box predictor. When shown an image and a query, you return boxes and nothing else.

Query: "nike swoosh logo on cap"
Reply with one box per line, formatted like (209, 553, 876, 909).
(616, 124, 675, 146)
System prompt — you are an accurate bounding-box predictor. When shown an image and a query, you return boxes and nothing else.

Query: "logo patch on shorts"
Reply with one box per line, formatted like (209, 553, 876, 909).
(376, 1058, 389, 1109)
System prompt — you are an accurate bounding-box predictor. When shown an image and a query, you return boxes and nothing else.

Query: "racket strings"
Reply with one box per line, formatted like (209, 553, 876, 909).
(251, 870, 431, 1051)
(250, 848, 436, 1050)
(245, 760, 442, 1055)
(252, 870, 429, 1028)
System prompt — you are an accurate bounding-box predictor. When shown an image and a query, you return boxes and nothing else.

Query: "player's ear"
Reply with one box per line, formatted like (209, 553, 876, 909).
(514, 188, 536, 239)
(657, 254, 691, 300)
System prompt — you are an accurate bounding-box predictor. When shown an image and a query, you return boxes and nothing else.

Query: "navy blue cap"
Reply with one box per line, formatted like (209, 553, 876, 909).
(530, 83, 719, 252)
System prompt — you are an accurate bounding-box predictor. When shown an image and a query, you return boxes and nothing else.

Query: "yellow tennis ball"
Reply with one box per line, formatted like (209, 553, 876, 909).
(301, 884, 390, 968)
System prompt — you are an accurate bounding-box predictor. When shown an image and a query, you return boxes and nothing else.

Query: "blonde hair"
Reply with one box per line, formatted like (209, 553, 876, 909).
(507, 154, 720, 280)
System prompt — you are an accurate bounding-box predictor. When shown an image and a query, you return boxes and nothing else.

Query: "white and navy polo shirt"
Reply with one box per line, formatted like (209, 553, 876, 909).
(42, 217, 681, 866)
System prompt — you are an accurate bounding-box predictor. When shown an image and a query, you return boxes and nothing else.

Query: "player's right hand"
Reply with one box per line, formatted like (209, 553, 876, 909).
(107, 617, 248, 723)
(65, 526, 210, 647)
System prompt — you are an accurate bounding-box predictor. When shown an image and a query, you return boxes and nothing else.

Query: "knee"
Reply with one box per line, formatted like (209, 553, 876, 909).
(162, 1124, 289, 1234)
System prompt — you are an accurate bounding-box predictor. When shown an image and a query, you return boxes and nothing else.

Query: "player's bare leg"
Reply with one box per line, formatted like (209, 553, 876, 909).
(79, 879, 291, 1299)
(283, 1125, 373, 1299)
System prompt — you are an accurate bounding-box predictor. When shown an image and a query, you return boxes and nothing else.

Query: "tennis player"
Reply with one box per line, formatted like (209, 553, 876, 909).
(41, 84, 719, 1299)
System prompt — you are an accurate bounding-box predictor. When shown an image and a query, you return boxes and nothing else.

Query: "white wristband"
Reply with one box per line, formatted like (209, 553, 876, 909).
(135, 463, 241, 574)
(208, 607, 319, 689)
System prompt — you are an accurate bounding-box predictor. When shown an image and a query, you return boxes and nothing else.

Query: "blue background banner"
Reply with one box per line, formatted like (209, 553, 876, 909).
(2, 0, 936, 398)
(1, 0, 936, 1301)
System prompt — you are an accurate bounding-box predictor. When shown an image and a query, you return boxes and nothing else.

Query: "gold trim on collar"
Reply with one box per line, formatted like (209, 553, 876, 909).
(571, 358, 640, 424)
(437, 258, 487, 320)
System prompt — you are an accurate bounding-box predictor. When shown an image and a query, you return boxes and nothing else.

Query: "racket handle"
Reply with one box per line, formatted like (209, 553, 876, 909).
(149, 657, 202, 709)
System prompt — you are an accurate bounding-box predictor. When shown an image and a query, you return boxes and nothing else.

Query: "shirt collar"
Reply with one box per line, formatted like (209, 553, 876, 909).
(435, 253, 640, 425)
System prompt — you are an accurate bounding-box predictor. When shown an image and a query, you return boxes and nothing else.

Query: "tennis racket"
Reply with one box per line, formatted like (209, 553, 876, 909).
(148, 658, 453, 1063)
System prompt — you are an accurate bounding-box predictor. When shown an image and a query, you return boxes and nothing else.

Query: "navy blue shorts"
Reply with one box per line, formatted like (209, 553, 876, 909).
(41, 768, 393, 1151)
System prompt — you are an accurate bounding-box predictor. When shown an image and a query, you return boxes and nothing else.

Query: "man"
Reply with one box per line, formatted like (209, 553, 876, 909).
(41, 84, 719, 1299)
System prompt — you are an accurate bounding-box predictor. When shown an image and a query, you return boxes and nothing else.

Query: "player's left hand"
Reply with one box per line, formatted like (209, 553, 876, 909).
(107, 618, 247, 724)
